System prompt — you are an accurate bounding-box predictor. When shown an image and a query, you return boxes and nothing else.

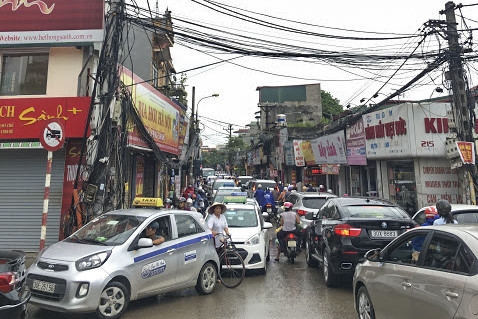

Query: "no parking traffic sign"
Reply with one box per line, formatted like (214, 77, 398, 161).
(39, 119, 65, 151)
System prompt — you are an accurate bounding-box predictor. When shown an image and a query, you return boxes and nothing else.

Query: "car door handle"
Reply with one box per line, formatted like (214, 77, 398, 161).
(401, 281, 412, 288)
(445, 291, 459, 298)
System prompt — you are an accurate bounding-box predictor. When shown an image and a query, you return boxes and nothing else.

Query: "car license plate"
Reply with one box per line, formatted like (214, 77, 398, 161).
(287, 240, 297, 247)
(32, 279, 55, 293)
(370, 230, 397, 238)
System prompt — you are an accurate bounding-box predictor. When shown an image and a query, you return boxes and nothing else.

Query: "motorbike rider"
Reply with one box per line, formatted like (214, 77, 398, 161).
(254, 184, 265, 208)
(275, 202, 300, 262)
(263, 188, 276, 213)
(433, 199, 457, 225)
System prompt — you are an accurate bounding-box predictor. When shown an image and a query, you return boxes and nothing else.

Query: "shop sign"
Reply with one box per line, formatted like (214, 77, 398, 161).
(419, 158, 461, 204)
(321, 164, 340, 175)
(457, 141, 475, 164)
(0, 141, 42, 149)
(346, 118, 367, 166)
(293, 140, 305, 167)
(0, 97, 91, 140)
(0, 0, 104, 47)
(284, 141, 295, 166)
(120, 67, 182, 155)
(310, 131, 347, 164)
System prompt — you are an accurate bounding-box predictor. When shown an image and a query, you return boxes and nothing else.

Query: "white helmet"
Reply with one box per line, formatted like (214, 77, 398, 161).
(186, 198, 193, 204)
(257, 184, 262, 189)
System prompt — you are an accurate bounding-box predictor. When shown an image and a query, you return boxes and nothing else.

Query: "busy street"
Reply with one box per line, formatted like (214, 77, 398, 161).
(27, 236, 357, 319)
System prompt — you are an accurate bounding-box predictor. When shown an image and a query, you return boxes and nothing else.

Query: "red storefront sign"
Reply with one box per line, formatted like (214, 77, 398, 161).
(0, 0, 103, 32)
(0, 97, 91, 140)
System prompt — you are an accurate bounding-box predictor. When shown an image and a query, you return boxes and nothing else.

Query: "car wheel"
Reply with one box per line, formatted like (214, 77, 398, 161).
(357, 286, 375, 319)
(97, 281, 130, 319)
(195, 262, 217, 295)
(323, 250, 338, 287)
(266, 246, 271, 262)
(305, 240, 319, 268)
(260, 257, 267, 275)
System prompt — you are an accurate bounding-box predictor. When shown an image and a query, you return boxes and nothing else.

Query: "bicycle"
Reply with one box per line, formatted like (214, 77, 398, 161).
(216, 235, 245, 288)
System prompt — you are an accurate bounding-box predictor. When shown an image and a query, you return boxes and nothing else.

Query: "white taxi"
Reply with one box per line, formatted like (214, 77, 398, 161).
(26, 198, 219, 319)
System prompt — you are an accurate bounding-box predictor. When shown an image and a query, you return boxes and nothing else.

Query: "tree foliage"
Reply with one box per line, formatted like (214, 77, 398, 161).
(321, 90, 343, 124)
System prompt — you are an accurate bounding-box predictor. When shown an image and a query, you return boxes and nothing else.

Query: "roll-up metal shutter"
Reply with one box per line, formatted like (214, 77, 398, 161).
(0, 149, 65, 251)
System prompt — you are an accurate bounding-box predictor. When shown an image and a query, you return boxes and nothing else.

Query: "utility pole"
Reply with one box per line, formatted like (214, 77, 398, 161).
(444, 1, 475, 204)
(189, 86, 196, 186)
(224, 124, 233, 172)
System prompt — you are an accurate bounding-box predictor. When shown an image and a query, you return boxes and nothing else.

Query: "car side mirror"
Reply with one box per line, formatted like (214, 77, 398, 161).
(364, 248, 381, 262)
(137, 238, 154, 248)
(304, 212, 315, 220)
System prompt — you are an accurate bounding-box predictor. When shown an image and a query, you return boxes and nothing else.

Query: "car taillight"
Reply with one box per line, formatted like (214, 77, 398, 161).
(266, 204, 272, 207)
(0, 272, 15, 293)
(296, 209, 307, 216)
(334, 224, 362, 237)
(287, 233, 296, 239)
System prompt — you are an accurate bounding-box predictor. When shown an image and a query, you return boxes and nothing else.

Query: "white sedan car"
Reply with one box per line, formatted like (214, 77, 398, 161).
(26, 205, 219, 319)
(222, 199, 273, 274)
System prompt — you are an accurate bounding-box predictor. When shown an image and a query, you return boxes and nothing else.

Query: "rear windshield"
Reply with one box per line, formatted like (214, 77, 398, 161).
(213, 181, 236, 190)
(302, 198, 328, 209)
(344, 205, 410, 218)
(224, 209, 258, 227)
(256, 181, 277, 189)
(454, 211, 478, 223)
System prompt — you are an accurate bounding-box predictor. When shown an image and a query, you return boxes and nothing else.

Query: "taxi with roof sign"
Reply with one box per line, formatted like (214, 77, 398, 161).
(221, 193, 273, 274)
(26, 198, 219, 319)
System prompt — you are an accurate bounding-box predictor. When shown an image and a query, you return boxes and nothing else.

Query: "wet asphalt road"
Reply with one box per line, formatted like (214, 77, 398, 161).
(28, 234, 357, 319)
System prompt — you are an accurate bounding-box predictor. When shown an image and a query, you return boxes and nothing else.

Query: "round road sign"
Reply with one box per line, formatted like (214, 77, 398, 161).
(40, 120, 65, 151)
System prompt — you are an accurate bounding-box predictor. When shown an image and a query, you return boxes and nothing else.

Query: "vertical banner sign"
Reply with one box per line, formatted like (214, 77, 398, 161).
(293, 140, 305, 167)
(456, 141, 475, 164)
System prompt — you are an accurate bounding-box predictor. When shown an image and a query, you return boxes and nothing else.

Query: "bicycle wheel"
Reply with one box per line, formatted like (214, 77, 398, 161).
(218, 250, 245, 288)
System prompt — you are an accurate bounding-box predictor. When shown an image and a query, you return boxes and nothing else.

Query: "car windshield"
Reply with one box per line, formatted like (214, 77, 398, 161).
(202, 169, 215, 177)
(344, 205, 409, 218)
(302, 197, 329, 209)
(224, 208, 258, 227)
(237, 177, 252, 184)
(65, 214, 146, 246)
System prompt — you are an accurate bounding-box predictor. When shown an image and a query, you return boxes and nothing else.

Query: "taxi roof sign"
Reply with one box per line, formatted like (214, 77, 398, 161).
(223, 195, 247, 204)
(132, 197, 164, 208)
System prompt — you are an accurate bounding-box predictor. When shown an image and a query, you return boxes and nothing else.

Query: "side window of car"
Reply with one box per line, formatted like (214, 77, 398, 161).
(386, 232, 429, 265)
(175, 215, 204, 238)
(422, 234, 461, 271)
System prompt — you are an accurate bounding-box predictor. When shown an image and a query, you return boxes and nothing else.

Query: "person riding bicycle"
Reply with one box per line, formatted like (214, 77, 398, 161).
(275, 201, 300, 262)
(206, 202, 231, 249)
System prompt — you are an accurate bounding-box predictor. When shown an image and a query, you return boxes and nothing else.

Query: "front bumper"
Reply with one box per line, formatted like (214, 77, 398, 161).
(26, 259, 111, 313)
(231, 243, 267, 270)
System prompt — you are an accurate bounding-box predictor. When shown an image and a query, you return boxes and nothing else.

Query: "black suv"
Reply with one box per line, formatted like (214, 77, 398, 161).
(304, 197, 416, 287)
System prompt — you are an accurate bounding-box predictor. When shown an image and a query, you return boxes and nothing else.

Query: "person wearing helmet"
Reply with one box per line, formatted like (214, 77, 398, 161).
(275, 201, 300, 262)
(433, 199, 457, 225)
(318, 185, 325, 192)
(185, 198, 198, 212)
(178, 197, 187, 210)
(254, 183, 266, 208)
(144, 221, 165, 245)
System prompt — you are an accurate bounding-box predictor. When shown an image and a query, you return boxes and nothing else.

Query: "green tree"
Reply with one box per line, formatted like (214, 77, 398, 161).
(321, 90, 343, 124)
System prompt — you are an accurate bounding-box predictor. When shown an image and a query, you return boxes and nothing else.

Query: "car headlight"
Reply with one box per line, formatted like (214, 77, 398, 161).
(245, 233, 260, 245)
(75, 251, 111, 271)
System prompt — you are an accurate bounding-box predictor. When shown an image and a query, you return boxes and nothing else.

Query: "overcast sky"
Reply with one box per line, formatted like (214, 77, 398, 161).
(128, 0, 478, 147)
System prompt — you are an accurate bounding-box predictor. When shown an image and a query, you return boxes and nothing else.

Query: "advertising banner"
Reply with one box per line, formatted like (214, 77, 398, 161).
(299, 140, 316, 166)
(293, 140, 305, 167)
(419, 158, 461, 205)
(310, 131, 347, 164)
(0, 0, 104, 46)
(346, 118, 367, 166)
(120, 66, 182, 155)
(0, 97, 91, 140)
(284, 141, 295, 166)
(457, 141, 475, 164)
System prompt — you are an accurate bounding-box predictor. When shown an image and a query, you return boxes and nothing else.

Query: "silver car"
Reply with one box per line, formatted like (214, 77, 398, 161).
(353, 224, 478, 319)
(26, 209, 219, 319)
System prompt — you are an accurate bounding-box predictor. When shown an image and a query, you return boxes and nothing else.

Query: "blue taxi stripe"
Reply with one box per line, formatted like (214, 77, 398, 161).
(134, 234, 213, 263)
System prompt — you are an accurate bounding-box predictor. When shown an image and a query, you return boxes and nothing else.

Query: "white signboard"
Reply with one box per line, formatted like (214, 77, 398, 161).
(293, 140, 305, 167)
(310, 131, 347, 164)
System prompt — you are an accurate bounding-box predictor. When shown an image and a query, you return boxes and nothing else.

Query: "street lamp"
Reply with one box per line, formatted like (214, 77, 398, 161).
(195, 93, 219, 126)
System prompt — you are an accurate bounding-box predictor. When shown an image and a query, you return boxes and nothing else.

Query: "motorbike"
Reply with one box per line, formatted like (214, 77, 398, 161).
(285, 232, 298, 263)
(264, 203, 277, 223)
